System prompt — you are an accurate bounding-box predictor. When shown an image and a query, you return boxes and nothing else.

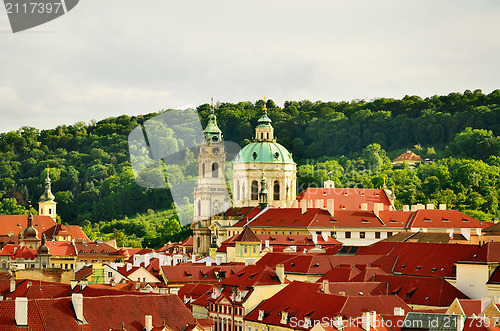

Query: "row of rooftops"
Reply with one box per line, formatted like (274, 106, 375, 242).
(228, 206, 488, 230)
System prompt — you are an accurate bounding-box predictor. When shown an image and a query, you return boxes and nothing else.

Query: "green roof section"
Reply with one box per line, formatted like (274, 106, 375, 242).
(234, 141, 295, 164)
(203, 108, 223, 142)
(256, 110, 272, 129)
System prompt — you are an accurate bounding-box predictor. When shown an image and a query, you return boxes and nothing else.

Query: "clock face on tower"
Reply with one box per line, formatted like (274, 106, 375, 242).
(212, 147, 220, 155)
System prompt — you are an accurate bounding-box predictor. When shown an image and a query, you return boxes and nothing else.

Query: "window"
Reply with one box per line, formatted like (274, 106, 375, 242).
(375, 232, 381, 239)
(267, 133, 269, 139)
(108, 272, 113, 277)
(198, 200, 202, 217)
(273, 181, 280, 201)
(251, 181, 259, 200)
(49, 208, 52, 214)
(252, 246, 257, 254)
(387, 232, 393, 237)
(244, 246, 248, 254)
(360, 232, 365, 239)
(345, 232, 351, 238)
(212, 162, 219, 178)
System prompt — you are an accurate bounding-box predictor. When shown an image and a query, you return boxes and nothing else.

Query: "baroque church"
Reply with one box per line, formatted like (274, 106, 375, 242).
(192, 103, 297, 256)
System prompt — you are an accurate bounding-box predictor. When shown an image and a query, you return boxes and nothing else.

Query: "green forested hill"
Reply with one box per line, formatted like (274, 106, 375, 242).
(1, 89, 500, 247)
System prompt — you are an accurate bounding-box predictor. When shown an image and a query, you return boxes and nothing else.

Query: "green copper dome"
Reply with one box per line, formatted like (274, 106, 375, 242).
(256, 111, 272, 129)
(234, 141, 295, 164)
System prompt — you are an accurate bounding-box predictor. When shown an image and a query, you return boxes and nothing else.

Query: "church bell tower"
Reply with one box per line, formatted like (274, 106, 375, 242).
(192, 101, 231, 256)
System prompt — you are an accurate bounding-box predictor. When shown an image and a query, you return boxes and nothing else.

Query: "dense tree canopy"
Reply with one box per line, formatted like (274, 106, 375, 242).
(1, 89, 499, 246)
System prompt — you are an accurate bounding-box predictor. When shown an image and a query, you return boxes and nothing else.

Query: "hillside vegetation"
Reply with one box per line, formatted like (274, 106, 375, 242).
(1, 89, 499, 247)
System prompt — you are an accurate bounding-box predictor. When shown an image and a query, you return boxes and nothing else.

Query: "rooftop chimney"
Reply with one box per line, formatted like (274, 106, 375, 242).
(426, 203, 435, 210)
(394, 307, 404, 316)
(308, 199, 314, 209)
(70, 280, 78, 291)
(276, 264, 285, 284)
(265, 240, 270, 248)
(145, 315, 153, 331)
(360, 203, 368, 211)
(245, 258, 256, 266)
(126, 263, 132, 272)
(215, 255, 222, 266)
(10, 280, 15, 293)
(439, 204, 447, 210)
(410, 205, 417, 212)
(205, 261, 212, 266)
(403, 205, 410, 212)
(312, 233, 318, 245)
(72, 293, 84, 322)
(300, 199, 307, 214)
(192, 254, 197, 263)
(15, 297, 28, 327)
(373, 203, 383, 217)
(327, 199, 335, 216)
(362, 311, 371, 331)
(322, 279, 330, 294)
(315, 199, 322, 208)
(417, 204, 425, 210)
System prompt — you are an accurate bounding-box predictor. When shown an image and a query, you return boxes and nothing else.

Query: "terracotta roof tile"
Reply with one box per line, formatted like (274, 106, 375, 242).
(296, 188, 394, 211)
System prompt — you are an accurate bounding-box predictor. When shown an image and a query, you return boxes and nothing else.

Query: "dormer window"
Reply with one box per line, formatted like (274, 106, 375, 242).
(280, 311, 288, 324)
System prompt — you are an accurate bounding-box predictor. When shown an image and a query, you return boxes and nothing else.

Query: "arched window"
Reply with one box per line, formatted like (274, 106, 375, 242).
(202, 163, 206, 177)
(251, 181, 259, 200)
(267, 132, 269, 140)
(274, 181, 280, 201)
(212, 162, 219, 178)
(261, 133, 264, 139)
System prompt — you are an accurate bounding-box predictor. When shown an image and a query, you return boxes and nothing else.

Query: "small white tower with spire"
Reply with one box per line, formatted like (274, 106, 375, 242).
(38, 166, 57, 221)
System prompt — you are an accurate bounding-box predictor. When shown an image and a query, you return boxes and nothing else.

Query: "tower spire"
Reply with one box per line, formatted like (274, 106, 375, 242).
(203, 99, 222, 143)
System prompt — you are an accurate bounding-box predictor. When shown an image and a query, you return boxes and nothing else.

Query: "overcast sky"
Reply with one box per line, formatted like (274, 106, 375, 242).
(0, 0, 499, 133)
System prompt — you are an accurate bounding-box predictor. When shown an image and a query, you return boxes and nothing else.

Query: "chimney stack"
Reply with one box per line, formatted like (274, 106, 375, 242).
(15, 297, 28, 327)
(216, 255, 222, 266)
(70, 280, 78, 291)
(439, 204, 447, 210)
(300, 199, 307, 214)
(145, 315, 153, 331)
(394, 307, 404, 316)
(426, 203, 435, 210)
(265, 240, 270, 248)
(192, 254, 197, 263)
(72, 293, 84, 322)
(403, 205, 410, 212)
(410, 205, 417, 212)
(362, 311, 371, 331)
(276, 264, 285, 284)
(10, 280, 15, 293)
(315, 199, 322, 208)
(360, 203, 368, 211)
(322, 279, 330, 294)
(373, 203, 383, 217)
(327, 199, 335, 216)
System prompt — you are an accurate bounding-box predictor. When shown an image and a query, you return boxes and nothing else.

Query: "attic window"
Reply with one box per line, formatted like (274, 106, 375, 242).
(424, 219, 432, 222)
(102, 250, 108, 254)
(390, 220, 398, 223)
(406, 288, 417, 299)
(463, 219, 470, 222)
(201, 271, 208, 278)
(392, 287, 402, 295)
(362, 219, 370, 223)
(330, 219, 338, 223)
(400, 264, 406, 269)
(361, 192, 365, 196)
(442, 219, 450, 222)
(79, 250, 86, 253)
(343, 192, 348, 196)
(416, 266, 422, 271)
(184, 271, 192, 277)
(290, 263, 295, 267)
(314, 263, 319, 267)
(90, 250, 96, 253)
(432, 267, 438, 272)
(425, 296, 430, 300)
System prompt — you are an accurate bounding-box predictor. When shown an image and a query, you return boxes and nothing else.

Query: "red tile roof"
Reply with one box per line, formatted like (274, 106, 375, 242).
(1, 244, 37, 260)
(408, 209, 487, 229)
(74, 242, 120, 256)
(244, 281, 348, 330)
(325, 282, 388, 296)
(373, 274, 469, 306)
(44, 240, 77, 256)
(357, 241, 479, 277)
(0, 215, 56, 238)
(296, 187, 394, 211)
(161, 264, 245, 285)
(0, 294, 195, 331)
(456, 299, 482, 316)
(462, 242, 500, 263)
(234, 227, 260, 242)
(222, 265, 284, 287)
(393, 151, 423, 163)
(63, 225, 90, 241)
